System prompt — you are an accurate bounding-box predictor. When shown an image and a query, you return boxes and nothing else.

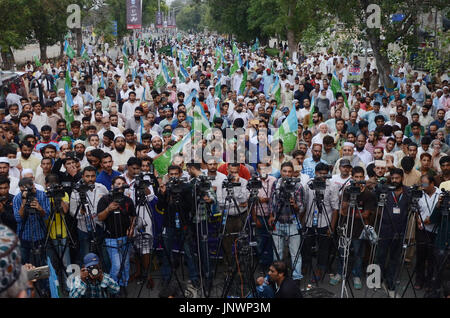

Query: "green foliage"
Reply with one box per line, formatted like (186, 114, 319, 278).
(415, 31, 450, 77)
(0, 0, 32, 52)
(176, 3, 208, 32)
(265, 47, 280, 57)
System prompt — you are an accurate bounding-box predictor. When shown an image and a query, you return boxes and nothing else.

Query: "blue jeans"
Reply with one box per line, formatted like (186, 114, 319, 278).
(161, 227, 199, 283)
(272, 222, 303, 280)
(255, 216, 273, 268)
(105, 236, 130, 286)
(336, 239, 365, 278)
(77, 227, 110, 272)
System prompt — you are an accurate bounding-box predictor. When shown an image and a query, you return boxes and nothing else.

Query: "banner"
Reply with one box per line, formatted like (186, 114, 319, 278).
(156, 11, 163, 28)
(126, 0, 142, 29)
(347, 67, 361, 84)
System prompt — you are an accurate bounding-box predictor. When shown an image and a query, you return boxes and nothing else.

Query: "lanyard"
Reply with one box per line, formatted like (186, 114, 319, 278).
(391, 192, 403, 206)
(424, 192, 438, 215)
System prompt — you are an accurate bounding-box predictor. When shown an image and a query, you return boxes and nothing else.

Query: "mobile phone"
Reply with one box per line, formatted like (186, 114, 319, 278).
(27, 265, 50, 281)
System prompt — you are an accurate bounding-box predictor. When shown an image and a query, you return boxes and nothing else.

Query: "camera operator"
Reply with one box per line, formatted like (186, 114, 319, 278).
(69, 253, 120, 298)
(221, 162, 250, 271)
(13, 178, 50, 265)
(69, 166, 109, 264)
(122, 157, 158, 288)
(45, 174, 71, 270)
(254, 162, 277, 273)
(268, 162, 304, 282)
(187, 162, 216, 281)
(205, 158, 226, 209)
(157, 165, 200, 287)
(329, 166, 376, 289)
(97, 176, 136, 295)
(415, 174, 440, 291)
(375, 168, 411, 298)
(51, 151, 82, 195)
(0, 176, 16, 232)
(302, 163, 340, 283)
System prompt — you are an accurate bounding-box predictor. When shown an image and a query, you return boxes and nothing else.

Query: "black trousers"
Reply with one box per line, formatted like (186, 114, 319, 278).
(415, 228, 436, 284)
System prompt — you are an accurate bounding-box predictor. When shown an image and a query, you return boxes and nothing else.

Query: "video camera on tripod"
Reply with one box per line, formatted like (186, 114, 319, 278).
(222, 175, 241, 189)
(247, 174, 263, 191)
(280, 177, 301, 193)
(440, 189, 450, 216)
(167, 177, 188, 194)
(111, 184, 130, 204)
(344, 180, 366, 195)
(73, 179, 95, 194)
(308, 175, 331, 191)
(23, 184, 38, 214)
(45, 182, 73, 200)
(193, 175, 215, 194)
(408, 184, 423, 199)
(375, 177, 397, 194)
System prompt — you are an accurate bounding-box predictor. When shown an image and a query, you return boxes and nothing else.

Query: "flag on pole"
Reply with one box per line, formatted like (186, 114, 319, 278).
(251, 38, 260, 52)
(64, 41, 75, 59)
(309, 95, 315, 128)
(100, 72, 105, 89)
(273, 104, 298, 153)
(212, 99, 221, 121)
(80, 44, 89, 60)
(47, 257, 60, 298)
(123, 46, 129, 76)
(154, 131, 193, 176)
(161, 60, 172, 83)
(193, 103, 210, 133)
(178, 65, 189, 82)
(229, 58, 239, 76)
(271, 76, 282, 105)
(214, 81, 221, 99)
(239, 68, 248, 95)
(331, 71, 349, 109)
(64, 61, 74, 129)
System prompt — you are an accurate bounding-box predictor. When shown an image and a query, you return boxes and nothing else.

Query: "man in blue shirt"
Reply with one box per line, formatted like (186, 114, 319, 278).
(302, 143, 328, 178)
(13, 177, 50, 265)
(361, 102, 388, 132)
(412, 82, 425, 107)
(96, 153, 121, 190)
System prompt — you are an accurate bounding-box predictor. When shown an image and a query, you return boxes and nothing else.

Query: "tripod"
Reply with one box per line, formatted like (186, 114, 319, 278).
(209, 181, 244, 297)
(43, 196, 77, 294)
(132, 185, 156, 298)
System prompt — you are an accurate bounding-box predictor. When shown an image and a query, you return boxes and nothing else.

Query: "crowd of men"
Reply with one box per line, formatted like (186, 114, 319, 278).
(0, 32, 449, 299)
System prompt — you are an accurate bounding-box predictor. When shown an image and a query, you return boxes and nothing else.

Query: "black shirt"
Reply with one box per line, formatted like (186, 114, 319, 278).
(156, 181, 193, 229)
(271, 277, 303, 298)
(0, 194, 17, 233)
(97, 194, 136, 238)
(379, 187, 411, 240)
(339, 189, 376, 239)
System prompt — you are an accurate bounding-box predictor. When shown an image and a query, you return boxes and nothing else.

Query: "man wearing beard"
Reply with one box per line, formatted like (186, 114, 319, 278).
(354, 133, 373, 166)
(86, 148, 104, 173)
(18, 141, 40, 174)
(73, 140, 88, 168)
(375, 168, 411, 298)
(147, 135, 163, 159)
(111, 135, 134, 173)
(92, 110, 104, 132)
(125, 107, 144, 132)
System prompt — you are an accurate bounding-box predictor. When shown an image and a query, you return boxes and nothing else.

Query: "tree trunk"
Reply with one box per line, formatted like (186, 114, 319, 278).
(76, 28, 82, 55)
(1, 47, 16, 70)
(367, 32, 395, 91)
(60, 40, 65, 58)
(286, 0, 296, 58)
(39, 43, 47, 60)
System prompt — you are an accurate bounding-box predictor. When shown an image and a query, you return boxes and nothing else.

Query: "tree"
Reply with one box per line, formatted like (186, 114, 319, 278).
(0, 0, 32, 69)
(323, 0, 447, 89)
(176, 3, 208, 32)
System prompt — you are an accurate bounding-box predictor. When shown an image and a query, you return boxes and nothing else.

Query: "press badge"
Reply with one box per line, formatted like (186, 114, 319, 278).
(393, 207, 401, 215)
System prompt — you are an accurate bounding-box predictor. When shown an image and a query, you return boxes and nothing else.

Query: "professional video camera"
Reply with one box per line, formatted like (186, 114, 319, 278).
(73, 179, 95, 193)
(408, 185, 423, 199)
(167, 177, 188, 194)
(193, 175, 214, 193)
(87, 264, 101, 280)
(111, 184, 130, 204)
(247, 174, 263, 191)
(23, 184, 38, 214)
(308, 175, 331, 191)
(375, 177, 396, 194)
(280, 177, 301, 193)
(46, 182, 73, 199)
(222, 175, 241, 189)
(345, 180, 366, 195)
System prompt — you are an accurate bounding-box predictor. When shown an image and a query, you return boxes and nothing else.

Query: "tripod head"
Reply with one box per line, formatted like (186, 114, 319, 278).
(247, 174, 263, 197)
(440, 189, 450, 217)
(375, 177, 396, 207)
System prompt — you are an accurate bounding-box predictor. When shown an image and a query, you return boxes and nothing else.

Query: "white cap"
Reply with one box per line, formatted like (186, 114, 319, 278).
(85, 146, 96, 153)
(58, 141, 68, 148)
(53, 97, 62, 102)
(0, 157, 9, 165)
(73, 140, 85, 147)
(114, 134, 125, 141)
(21, 168, 34, 177)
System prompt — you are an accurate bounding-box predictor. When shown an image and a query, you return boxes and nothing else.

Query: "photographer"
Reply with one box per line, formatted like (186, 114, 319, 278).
(69, 166, 109, 263)
(254, 162, 277, 273)
(302, 163, 339, 283)
(44, 174, 71, 270)
(69, 253, 120, 298)
(221, 162, 250, 271)
(375, 168, 411, 298)
(157, 165, 200, 287)
(13, 178, 50, 265)
(187, 162, 216, 282)
(329, 167, 376, 289)
(415, 174, 440, 291)
(51, 150, 82, 195)
(97, 176, 136, 295)
(267, 261, 302, 298)
(268, 162, 304, 282)
(0, 176, 16, 232)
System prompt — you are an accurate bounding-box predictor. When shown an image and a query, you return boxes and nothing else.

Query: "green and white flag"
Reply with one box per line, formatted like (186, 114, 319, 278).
(154, 131, 193, 176)
(273, 103, 298, 154)
(239, 68, 248, 95)
(229, 57, 239, 76)
(34, 56, 41, 67)
(271, 75, 281, 105)
(193, 103, 211, 133)
(331, 71, 349, 109)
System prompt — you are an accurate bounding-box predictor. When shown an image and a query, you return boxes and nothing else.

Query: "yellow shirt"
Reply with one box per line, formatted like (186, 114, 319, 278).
(46, 193, 70, 240)
(19, 155, 41, 175)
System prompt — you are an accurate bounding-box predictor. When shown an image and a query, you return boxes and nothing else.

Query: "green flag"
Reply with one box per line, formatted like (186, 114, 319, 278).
(229, 58, 239, 76)
(154, 72, 166, 91)
(66, 44, 75, 59)
(273, 104, 298, 153)
(309, 96, 316, 128)
(331, 73, 349, 109)
(123, 54, 129, 76)
(239, 68, 247, 95)
(34, 56, 41, 67)
(154, 131, 193, 176)
(193, 104, 211, 133)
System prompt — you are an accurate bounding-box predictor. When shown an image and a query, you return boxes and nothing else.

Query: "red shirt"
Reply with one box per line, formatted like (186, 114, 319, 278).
(217, 163, 251, 180)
